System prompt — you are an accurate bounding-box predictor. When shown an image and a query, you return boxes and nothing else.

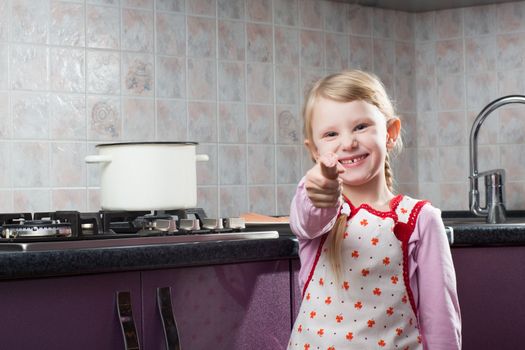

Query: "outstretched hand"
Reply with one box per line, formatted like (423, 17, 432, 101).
(305, 153, 345, 208)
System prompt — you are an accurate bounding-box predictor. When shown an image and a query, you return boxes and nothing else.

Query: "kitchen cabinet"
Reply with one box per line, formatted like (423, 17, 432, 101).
(291, 259, 301, 324)
(0, 259, 292, 350)
(452, 247, 525, 350)
(141, 260, 292, 350)
(0, 271, 142, 350)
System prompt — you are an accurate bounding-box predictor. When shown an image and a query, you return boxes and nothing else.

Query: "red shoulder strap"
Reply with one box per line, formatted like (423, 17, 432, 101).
(393, 198, 428, 243)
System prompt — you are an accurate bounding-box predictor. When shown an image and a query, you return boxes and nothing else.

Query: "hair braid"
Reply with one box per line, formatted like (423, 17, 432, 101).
(328, 213, 347, 284)
(384, 153, 394, 192)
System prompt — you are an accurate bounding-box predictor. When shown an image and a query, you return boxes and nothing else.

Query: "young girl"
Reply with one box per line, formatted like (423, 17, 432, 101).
(287, 70, 461, 350)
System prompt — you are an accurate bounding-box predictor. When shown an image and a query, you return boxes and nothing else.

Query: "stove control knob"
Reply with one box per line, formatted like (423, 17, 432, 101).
(223, 217, 245, 230)
(202, 218, 223, 230)
(179, 218, 200, 231)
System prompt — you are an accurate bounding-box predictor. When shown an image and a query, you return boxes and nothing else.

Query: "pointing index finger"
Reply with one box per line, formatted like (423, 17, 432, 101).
(319, 153, 340, 180)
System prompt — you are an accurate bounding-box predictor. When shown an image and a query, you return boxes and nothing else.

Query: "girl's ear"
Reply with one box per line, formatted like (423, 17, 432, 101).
(386, 118, 401, 150)
(304, 139, 319, 161)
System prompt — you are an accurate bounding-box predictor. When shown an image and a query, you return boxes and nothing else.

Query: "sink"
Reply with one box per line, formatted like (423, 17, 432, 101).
(442, 210, 525, 226)
(443, 217, 525, 226)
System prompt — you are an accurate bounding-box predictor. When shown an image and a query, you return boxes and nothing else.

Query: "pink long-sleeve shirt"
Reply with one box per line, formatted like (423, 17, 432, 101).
(290, 178, 462, 350)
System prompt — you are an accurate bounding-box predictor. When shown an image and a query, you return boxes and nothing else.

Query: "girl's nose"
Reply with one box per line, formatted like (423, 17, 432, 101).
(341, 135, 358, 150)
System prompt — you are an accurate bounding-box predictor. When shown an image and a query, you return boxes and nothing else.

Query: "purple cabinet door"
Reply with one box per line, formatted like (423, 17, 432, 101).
(291, 259, 301, 324)
(142, 260, 291, 350)
(0, 272, 142, 350)
(452, 247, 525, 350)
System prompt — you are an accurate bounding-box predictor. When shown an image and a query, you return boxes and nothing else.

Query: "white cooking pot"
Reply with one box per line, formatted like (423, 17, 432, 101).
(85, 142, 209, 211)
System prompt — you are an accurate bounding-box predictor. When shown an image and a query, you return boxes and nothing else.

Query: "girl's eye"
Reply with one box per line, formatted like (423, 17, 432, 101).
(323, 131, 338, 138)
(355, 123, 368, 131)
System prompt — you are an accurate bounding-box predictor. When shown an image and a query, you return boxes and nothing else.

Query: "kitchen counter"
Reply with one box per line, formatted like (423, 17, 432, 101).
(1, 212, 524, 280)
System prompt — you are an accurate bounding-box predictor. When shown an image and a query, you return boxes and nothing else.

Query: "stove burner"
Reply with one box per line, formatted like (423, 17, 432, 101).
(2, 219, 72, 238)
(0, 208, 249, 241)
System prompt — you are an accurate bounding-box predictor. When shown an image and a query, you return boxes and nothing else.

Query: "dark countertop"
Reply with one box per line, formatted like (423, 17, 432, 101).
(0, 211, 524, 280)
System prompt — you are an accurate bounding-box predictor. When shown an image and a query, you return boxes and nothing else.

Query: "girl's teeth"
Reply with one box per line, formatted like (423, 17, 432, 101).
(341, 155, 365, 164)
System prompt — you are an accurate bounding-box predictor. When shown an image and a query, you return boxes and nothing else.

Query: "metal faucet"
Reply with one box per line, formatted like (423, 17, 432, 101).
(469, 95, 525, 223)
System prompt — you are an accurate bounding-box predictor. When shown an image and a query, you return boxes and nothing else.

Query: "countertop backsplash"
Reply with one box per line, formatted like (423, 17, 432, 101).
(0, 0, 524, 217)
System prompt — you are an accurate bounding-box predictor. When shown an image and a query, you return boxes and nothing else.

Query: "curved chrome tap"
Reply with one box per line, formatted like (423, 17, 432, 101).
(469, 95, 525, 223)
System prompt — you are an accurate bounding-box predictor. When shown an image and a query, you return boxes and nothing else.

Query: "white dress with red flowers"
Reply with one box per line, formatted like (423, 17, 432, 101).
(287, 195, 427, 350)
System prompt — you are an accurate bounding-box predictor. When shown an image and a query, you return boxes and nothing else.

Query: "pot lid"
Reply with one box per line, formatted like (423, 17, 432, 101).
(95, 141, 198, 147)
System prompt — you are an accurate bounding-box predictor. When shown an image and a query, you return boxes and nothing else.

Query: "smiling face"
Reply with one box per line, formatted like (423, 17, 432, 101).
(306, 97, 399, 189)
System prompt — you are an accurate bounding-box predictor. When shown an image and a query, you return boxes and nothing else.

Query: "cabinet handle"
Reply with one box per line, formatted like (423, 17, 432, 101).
(116, 291, 141, 350)
(157, 287, 182, 350)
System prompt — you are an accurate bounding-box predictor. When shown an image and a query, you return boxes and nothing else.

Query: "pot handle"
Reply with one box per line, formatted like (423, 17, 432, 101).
(85, 155, 112, 163)
(196, 154, 209, 162)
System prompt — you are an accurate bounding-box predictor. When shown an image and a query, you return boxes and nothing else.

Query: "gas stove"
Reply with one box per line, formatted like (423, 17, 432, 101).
(0, 209, 281, 252)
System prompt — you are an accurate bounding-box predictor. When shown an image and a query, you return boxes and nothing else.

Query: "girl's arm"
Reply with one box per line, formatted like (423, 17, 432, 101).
(289, 177, 340, 240)
(415, 205, 462, 350)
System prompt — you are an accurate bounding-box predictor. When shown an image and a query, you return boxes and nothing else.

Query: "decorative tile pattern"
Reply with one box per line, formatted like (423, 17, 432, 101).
(122, 53, 154, 96)
(246, 0, 272, 23)
(11, 0, 48, 44)
(12, 142, 49, 187)
(219, 185, 247, 217)
(188, 58, 216, 100)
(156, 12, 185, 56)
(87, 96, 121, 140)
(122, 98, 154, 140)
(52, 189, 87, 211)
(187, 16, 216, 58)
(10, 45, 48, 91)
(246, 104, 274, 144)
(275, 145, 301, 184)
(50, 47, 85, 93)
(218, 20, 245, 61)
(156, 56, 185, 98)
(86, 5, 120, 49)
(122, 8, 154, 52)
(0, 0, 8, 42)
(1, 1, 525, 213)
(50, 142, 86, 187)
(156, 0, 184, 12)
(219, 144, 246, 185)
(0, 93, 10, 139)
(275, 65, 298, 105)
(49, 94, 86, 140)
(87, 50, 120, 94)
(218, 0, 244, 20)
(196, 143, 217, 186)
(14, 189, 50, 212)
(300, 29, 323, 68)
(218, 61, 244, 102)
(246, 63, 273, 103)
(156, 99, 187, 141)
(248, 186, 275, 215)
(247, 145, 275, 185)
(188, 101, 217, 142)
(219, 103, 245, 143)
(246, 23, 273, 62)
(187, 0, 215, 16)
(274, 0, 298, 26)
(50, 1, 85, 46)
(0, 44, 6, 90)
(11, 93, 49, 139)
(275, 27, 299, 65)
(276, 105, 300, 144)
(0, 143, 11, 187)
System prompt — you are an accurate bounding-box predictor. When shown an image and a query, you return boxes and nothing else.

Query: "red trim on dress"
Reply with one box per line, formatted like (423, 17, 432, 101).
(341, 193, 402, 221)
(395, 200, 429, 317)
(302, 234, 328, 298)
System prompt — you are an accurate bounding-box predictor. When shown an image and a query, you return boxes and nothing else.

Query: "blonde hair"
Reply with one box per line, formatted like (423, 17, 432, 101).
(303, 70, 402, 281)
